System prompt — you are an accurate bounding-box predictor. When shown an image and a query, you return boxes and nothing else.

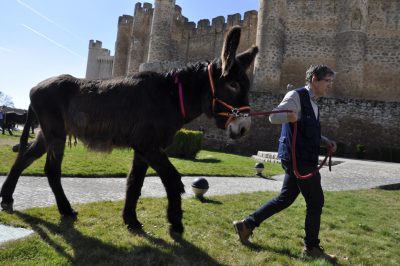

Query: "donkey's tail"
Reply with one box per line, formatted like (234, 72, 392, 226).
(19, 105, 34, 154)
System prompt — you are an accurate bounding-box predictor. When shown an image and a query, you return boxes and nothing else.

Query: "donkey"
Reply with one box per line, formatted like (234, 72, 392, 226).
(0, 26, 258, 235)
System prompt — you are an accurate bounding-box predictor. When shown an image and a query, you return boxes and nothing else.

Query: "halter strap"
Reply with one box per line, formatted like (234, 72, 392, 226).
(207, 64, 251, 128)
(174, 74, 186, 118)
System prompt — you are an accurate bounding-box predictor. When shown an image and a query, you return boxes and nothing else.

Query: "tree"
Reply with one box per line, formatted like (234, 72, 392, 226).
(0, 91, 14, 107)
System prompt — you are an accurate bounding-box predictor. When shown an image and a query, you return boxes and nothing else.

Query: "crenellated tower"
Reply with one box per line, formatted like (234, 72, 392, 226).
(126, 2, 153, 75)
(112, 15, 133, 77)
(334, 0, 368, 98)
(85, 40, 113, 80)
(253, 0, 287, 92)
(139, 0, 181, 72)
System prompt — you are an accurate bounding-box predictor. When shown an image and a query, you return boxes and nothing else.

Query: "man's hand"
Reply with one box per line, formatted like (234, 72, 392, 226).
(326, 140, 337, 153)
(287, 112, 298, 123)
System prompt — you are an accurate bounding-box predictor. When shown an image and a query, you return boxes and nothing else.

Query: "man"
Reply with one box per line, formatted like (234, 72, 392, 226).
(0, 110, 4, 135)
(233, 65, 337, 263)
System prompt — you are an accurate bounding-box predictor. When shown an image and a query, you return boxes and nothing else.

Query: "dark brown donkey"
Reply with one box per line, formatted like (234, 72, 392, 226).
(0, 26, 258, 236)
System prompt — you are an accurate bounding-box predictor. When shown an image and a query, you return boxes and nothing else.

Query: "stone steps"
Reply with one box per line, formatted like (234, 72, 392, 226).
(252, 151, 341, 166)
(251, 151, 281, 164)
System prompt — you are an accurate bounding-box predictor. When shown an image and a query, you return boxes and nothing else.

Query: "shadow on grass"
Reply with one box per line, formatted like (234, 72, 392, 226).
(242, 242, 340, 265)
(14, 211, 222, 265)
(242, 242, 300, 260)
(377, 183, 400, 190)
(195, 196, 223, 204)
(170, 157, 221, 164)
(193, 158, 221, 163)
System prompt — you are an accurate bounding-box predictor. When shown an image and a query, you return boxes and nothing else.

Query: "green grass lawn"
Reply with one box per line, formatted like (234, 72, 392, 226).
(0, 131, 283, 177)
(0, 189, 399, 265)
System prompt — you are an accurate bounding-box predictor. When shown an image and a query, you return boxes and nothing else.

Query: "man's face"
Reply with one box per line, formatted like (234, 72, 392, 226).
(311, 74, 334, 97)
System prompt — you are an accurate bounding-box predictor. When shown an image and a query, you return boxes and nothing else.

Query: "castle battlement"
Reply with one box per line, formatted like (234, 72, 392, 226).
(118, 15, 133, 25)
(134, 2, 153, 15)
(88, 0, 399, 103)
(97, 56, 113, 63)
(88, 40, 103, 49)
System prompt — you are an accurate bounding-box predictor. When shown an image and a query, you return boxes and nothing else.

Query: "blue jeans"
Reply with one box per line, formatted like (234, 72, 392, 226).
(245, 160, 324, 248)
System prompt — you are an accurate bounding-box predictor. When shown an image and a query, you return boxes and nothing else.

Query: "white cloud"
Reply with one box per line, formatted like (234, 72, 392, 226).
(0, 46, 13, 53)
(21, 24, 84, 59)
(16, 0, 80, 39)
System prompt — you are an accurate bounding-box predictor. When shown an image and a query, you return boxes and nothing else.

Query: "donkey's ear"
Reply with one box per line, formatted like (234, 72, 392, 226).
(236, 46, 259, 70)
(221, 26, 241, 77)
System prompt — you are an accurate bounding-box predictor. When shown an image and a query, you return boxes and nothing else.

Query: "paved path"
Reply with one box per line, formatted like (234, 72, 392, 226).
(1, 157, 399, 211)
(0, 157, 399, 244)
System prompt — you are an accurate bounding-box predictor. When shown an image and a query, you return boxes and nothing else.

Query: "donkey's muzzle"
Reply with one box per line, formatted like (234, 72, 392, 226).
(227, 117, 251, 139)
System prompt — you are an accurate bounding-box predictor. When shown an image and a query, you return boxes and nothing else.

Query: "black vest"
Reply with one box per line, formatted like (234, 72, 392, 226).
(277, 88, 321, 164)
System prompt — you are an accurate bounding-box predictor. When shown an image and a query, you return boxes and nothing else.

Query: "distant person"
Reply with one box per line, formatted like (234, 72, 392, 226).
(287, 83, 294, 90)
(233, 65, 337, 263)
(0, 110, 4, 134)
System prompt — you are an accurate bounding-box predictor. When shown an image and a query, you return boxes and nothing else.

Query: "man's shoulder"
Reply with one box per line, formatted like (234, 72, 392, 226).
(284, 87, 305, 99)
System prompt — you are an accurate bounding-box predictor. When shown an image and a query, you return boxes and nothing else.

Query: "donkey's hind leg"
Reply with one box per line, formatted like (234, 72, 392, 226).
(0, 131, 47, 212)
(142, 149, 185, 236)
(123, 152, 149, 231)
(44, 136, 77, 218)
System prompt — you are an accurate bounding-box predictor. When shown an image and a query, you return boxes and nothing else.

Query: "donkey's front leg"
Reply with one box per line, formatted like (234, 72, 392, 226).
(123, 152, 149, 231)
(143, 149, 185, 236)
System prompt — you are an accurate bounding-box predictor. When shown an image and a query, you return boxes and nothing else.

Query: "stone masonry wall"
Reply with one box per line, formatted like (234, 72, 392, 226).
(86, 40, 113, 80)
(187, 91, 400, 158)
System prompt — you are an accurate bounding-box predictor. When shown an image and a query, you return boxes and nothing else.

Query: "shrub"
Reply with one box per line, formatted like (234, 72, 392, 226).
(165, 129, 203, 159)
(356, 144, 366, 159)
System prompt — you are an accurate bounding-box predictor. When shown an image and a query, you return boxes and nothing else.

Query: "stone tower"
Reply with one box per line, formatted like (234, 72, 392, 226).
(335, 0, 368, 98)
(252, 0, 287, 92)
(112, 15, 133, 77)
(126, 3, 153, 75)
(85, 40, 113, 80)
(139, 0, 181, 72)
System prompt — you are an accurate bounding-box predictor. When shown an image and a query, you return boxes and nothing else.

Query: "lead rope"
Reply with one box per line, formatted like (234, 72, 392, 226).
(248, 110, 332, 180)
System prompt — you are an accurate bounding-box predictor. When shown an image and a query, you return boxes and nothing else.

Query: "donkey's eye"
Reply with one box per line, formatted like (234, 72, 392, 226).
(229, 82, 240, 90)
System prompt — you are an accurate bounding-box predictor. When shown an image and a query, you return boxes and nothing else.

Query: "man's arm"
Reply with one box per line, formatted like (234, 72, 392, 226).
(269, 90, 301, 124)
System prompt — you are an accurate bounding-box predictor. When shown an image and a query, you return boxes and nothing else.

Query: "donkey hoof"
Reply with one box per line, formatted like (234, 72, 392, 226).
(1, 201, 14, 213)
(127, 220, 143, 232)
(169, 223, 184, 234)
(61, 210, 78, 220)
(169, 225, 184, 241)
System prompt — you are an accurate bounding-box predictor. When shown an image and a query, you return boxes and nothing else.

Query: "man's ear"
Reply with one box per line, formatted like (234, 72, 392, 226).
(311, 75, 317, 83)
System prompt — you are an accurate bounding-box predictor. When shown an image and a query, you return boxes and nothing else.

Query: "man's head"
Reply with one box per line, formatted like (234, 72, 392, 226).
(306, 65, 335, 97)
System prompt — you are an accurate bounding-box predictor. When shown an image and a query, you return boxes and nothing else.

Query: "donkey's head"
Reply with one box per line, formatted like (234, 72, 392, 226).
(207, 26, 258, 139)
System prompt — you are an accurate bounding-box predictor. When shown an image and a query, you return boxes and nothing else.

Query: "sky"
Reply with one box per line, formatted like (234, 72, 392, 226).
(1, 0, 259, 109)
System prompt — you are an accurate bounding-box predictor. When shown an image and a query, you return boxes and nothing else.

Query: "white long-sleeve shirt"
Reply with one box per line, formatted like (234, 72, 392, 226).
(269, 86, 330, 145)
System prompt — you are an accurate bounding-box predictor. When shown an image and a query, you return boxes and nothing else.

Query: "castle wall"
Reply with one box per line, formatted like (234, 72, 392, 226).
(112, 15, 133, 77)
(363, 0, 400, 101)
(147, 0, 176, 62)
(86, 0, 400, 159)
(187, 92, 400, 158)
(279, 0, 338, 93)
(85, 40, 113, 80)
(93, 0, 400, 102)
(253, 0, 287, 92)
(97, 56, 113, 79)
(127, 3, 153, 74)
